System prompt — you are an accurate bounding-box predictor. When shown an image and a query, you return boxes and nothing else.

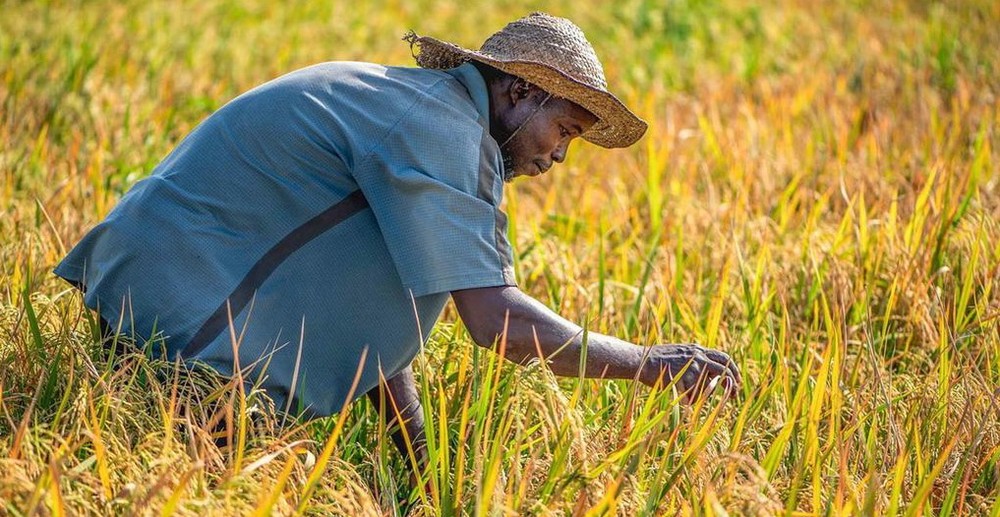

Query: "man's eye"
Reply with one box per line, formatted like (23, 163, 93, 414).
(559, 126, 570, 138)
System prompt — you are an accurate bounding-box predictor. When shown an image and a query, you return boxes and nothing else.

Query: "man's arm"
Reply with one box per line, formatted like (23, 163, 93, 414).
(367, 285, 741, 460)
(451, 286, 741, 397)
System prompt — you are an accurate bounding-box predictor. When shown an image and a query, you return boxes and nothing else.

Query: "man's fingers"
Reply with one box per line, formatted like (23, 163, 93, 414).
(699, 360, 737, 397)
(705, 358, 741, 399)
(705, 349, 742, 387)
(699, 358, 729, 379)
(677, 359, 738, 402)
(681, 368, 721, 404)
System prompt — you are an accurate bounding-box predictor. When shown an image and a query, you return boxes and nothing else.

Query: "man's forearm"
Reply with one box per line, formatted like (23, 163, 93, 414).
(545, 332, 647, 380)
(455, 286, 646, 380)
(499, 300, 645, 379)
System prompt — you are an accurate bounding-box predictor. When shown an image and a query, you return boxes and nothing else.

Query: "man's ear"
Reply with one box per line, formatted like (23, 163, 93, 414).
(509, 78, 535, 105)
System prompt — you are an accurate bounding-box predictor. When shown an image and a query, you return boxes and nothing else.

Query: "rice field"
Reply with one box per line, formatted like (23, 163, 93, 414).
(1, 0, 998, 514)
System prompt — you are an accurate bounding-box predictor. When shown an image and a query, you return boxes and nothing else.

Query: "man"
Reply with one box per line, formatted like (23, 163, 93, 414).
(56, 13, 740, 458)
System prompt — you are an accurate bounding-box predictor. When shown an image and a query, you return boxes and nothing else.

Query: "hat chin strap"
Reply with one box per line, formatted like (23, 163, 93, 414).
(499, 92, 553, 149)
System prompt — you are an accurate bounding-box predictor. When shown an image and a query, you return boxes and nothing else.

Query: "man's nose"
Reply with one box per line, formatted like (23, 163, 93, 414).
(552, 142, 568, 163)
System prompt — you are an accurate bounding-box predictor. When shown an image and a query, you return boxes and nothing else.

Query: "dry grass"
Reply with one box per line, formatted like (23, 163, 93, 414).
(2, 0, 999, 514)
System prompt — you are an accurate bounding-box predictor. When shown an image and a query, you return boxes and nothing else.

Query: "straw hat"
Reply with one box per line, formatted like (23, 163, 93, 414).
(404, 12, 647, 148)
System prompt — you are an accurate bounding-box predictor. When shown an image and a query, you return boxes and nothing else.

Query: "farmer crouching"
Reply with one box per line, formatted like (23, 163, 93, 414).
(56, 12, 741, 464)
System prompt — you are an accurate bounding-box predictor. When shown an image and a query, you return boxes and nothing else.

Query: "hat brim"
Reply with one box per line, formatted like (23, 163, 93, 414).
(410, 36, 647, 149)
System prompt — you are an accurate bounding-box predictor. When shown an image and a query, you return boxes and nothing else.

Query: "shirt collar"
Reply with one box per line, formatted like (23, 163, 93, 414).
(444, 63, 491, 127)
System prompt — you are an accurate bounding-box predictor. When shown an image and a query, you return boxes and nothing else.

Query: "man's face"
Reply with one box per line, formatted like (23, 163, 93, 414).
(495, 83, 598, 182)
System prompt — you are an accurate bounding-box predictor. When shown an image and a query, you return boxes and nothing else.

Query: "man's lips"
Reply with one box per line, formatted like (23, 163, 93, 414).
(531, 160, 551, 176)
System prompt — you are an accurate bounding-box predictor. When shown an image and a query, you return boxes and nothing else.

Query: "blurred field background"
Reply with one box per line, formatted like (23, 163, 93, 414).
(2, 0, 999, 514)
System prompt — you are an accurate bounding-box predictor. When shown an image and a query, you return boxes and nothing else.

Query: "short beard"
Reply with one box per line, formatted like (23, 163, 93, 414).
(501, 151, 516, 183)
(499, 134, 526, 183)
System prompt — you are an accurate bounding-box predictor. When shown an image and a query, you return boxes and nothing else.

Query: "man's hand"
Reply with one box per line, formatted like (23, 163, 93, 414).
(638, 344, 742, 401)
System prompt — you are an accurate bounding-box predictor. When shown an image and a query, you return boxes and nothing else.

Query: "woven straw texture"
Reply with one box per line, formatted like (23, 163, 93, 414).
(404, 12, 647, 148)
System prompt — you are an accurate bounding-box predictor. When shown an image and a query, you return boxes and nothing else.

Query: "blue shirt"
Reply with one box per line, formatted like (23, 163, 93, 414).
(55, 62, 515, 417)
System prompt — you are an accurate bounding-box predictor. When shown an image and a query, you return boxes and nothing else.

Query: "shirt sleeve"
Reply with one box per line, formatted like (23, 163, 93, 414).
(352, 81, 516, 297)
